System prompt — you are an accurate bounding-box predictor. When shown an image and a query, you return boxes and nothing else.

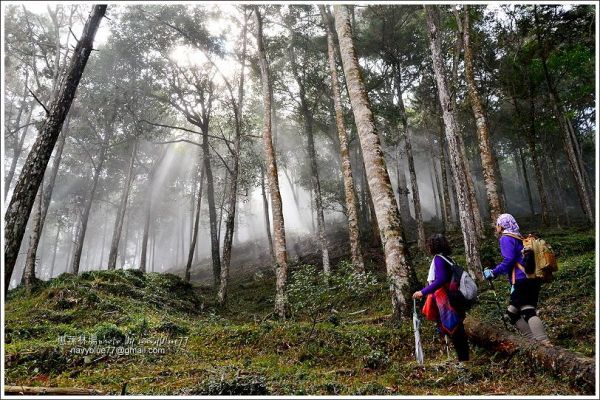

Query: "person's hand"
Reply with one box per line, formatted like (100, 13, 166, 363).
(483, 269, 495, 280)
(412, 291, 423, 299)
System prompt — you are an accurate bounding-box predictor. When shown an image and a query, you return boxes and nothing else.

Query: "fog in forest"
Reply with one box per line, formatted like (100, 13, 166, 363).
(4, 3, 595, 289)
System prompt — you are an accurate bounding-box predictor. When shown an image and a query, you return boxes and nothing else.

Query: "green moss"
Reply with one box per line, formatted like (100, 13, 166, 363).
(3, 228, 595, 395)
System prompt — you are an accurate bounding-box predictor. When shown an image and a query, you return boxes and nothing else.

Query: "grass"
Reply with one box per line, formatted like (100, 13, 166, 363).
(3, 227, 596, 395)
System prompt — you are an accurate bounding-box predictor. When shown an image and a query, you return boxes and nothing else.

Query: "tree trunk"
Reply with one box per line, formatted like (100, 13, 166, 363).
(425, 5, 483, 281)
(462, 7, 503, 224)
(49, 224, 60, 279)
(4, 5, 106, 292)
(99, 215, 108, 268)
(71, 132, 111, 275)
(185, 161, 205, 283)
(518, 148, 536, 217)
(464, 317, 595, 393)
(255, 7, 288, 318)
(526, 88, 550, 224)
(394, 68, 426, 251)
(219, 14, 248, 305)
(108, 140, 137, 270)
(437, 121, 454, 230)
(320, 5, 364, 272)
(140, 148, 168, 273)
(395, 149, 415, 231)
(288, 38, 330, 275)
(22, 119, 68, 287)
(260, 166, 275, 263)
(4, 386, 105, 396)
(334, 4, 416, 320)
(202, 128, 221, 287)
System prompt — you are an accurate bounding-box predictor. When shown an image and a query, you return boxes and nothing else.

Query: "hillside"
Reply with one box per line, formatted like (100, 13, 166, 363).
(4, 227, 596, 395)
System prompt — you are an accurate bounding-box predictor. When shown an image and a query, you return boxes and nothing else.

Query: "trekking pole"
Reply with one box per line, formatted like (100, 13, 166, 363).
(481, 265, 510, 330)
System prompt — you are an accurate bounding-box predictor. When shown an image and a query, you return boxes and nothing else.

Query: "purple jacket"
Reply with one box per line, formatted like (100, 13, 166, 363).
(421, 255, 451, 296)
(492, 235, 526, 284)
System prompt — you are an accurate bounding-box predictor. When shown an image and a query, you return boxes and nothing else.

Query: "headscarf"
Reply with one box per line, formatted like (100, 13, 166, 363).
(496, 213, 520, 234)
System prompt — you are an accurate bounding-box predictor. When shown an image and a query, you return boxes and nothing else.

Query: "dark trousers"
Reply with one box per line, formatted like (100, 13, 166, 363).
(450, 321, 470, 361)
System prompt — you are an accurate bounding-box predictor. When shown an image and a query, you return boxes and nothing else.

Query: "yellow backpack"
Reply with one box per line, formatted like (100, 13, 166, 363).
(503, 233, 558, 283)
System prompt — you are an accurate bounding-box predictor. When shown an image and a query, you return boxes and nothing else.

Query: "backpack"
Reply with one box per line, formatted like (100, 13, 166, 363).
(503, 233, 558, 283)
(437, 255, 478, 310)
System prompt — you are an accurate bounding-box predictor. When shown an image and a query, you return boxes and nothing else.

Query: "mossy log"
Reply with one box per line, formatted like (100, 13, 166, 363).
(4, 386, 104, 395)
(464, 317, 595, 392)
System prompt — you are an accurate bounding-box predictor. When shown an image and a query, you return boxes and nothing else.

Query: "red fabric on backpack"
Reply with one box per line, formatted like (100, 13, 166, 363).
(422, 293, 439, 321)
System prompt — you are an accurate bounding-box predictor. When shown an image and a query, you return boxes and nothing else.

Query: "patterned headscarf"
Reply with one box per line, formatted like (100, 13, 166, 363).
(496, 213, 520, 234)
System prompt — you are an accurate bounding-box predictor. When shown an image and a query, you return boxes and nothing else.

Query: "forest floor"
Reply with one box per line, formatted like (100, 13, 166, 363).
(3, 226, 596, 395)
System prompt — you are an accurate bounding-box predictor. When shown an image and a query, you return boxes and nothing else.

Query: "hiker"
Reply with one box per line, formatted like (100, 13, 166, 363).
(413, 234, 469, 362)
(483, 213, 551, 345)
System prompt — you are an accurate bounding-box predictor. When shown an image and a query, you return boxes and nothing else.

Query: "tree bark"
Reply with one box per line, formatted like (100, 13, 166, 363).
(518, 148, 536, 217)
(185, 160, 205, 283)
(22, 122, 68, 287)
(255, 7, 289, 318)
(49, 224, 60, 279)
(395, 149, 415, 231)
(71, 127, 112, 275)
(107, 140, 137, 270)
(425, 5, 483, 281)
(202, 126, 221, 287)
(260, 166, 275, 263)
(526, 86, 550, 224)
(462, 7, 503, 224)
(218, 12, 248, 305)
(437, 120, 454, 230)
(320, 5, 364, 272)
(334, 5, 416, 320)
(4, 386, 105, 396)
(4, 5, 106, 293)
(464, 317, 595, 393)
(140, 148, 168, 273)
(394, 68, 426, 251)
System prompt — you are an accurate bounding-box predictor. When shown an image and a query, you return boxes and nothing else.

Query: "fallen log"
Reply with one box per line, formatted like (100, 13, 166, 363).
(4, 385, 104, 395)
(464, 317, 595, 393)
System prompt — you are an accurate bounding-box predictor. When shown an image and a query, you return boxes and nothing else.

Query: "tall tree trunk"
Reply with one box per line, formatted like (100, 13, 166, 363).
(526, 86, 550, 224)
(437, 121, 454, 230)
(394, 68, 426, 251)
(425, 5, 483, 280)
(462, 6, 503, 224)
(534, 7, 594, 224)
(107, 140, 137, 270)
(99, 215, 108, 268)
(334, 4, 416, 319)
(219, 13, 248, 305)
(71, 130, 111, 275)
(320, 5, 364, 272)
(22, 122, 68, 287)
(518, 148, 536, 217)
(120, 209, 130, 268)
(4, 5, 106, 292)
(140, 148, 168, 273)
(49, 224, 60, 279)
(260, 166, 275, 263)
(185, 161, 205, 283)
(429, 161, 440, 221)
(255, 7, 288, 318)
(395, 149, 415, 231)
(202, 129, 221, 287)
(288, 40, 330, 275)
